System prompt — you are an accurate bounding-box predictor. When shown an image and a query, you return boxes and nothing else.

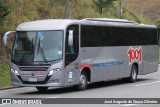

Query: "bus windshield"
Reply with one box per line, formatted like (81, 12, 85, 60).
(12, 31, 63, 62)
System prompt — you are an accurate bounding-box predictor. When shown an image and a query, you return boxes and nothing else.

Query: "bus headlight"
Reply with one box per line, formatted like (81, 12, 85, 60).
(11, 69, 19, 75)
(48, 68, 61, 76)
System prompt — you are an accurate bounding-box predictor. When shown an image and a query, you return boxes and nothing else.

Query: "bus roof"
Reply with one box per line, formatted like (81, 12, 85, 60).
(16, 19, 79, 31)
(16, 18, 157, 31)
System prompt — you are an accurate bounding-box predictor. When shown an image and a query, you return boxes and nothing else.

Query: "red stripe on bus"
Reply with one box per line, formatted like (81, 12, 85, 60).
(79, 64, 92, 69)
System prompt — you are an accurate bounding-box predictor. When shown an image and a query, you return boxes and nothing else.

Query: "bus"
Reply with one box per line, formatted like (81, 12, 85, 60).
(2, 18, 159, 91)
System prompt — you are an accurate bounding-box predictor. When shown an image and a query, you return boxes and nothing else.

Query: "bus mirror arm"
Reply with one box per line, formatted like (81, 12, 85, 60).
(68, 30, 73, 46)
(2, 31, 15, 46)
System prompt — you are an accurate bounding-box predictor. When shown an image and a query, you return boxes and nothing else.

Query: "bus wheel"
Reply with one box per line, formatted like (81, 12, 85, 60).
(77, 72, 88, 91)
(128, 65, 138, 83)
(36, 87, 48, 92)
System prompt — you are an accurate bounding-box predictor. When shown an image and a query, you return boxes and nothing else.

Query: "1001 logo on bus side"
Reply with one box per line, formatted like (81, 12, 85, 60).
(127, 47, 142, 65)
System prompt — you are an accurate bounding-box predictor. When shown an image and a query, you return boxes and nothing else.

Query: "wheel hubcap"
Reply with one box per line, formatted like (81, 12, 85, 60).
(80, 75, 86, 87)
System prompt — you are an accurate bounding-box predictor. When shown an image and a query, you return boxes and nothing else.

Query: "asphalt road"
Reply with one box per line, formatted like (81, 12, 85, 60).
(0, 69, 160, 107)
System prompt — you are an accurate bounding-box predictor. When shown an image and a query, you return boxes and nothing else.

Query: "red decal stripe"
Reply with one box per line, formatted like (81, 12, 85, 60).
(80, 64, 92, 69)
(36, 71, 44, 75)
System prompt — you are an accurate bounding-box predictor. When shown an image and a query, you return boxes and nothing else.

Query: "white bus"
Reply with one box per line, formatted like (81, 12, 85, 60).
(2, 18, 159, 91)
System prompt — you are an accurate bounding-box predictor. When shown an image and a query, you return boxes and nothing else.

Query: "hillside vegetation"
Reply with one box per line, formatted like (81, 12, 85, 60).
(124, 0, 160, 26)
(0, 0, 158, 88)
(0, 0, 151, 36)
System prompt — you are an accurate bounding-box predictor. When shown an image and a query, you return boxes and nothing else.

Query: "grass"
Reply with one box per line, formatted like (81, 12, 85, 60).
(0, 63, 12, 88)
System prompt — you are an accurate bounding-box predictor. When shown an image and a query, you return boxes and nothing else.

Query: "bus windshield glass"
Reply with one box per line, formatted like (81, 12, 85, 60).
(12, 31, 63, 62)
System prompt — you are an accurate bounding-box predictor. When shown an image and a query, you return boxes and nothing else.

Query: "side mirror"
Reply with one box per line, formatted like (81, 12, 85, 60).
(2, 31, 15, 46)
(68, 30, 73, 46)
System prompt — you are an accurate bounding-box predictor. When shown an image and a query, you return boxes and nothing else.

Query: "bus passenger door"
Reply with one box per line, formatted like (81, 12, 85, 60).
(65, 25, 79, 85)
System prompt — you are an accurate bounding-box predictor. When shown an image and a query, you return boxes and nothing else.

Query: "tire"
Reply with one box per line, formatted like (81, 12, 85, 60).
(128, 65, 138, 83)
(77, 72, 88, 91)
(36, 87, 48, 92)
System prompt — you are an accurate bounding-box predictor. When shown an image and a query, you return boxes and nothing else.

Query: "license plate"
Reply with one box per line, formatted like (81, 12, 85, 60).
(29, 78, 37, 82)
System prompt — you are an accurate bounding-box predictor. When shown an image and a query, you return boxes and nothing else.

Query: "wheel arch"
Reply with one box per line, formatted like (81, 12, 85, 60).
(80, 67, 91, 82)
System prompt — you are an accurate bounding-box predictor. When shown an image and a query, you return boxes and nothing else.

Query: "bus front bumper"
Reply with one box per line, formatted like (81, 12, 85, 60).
(11, 71, 64, 87)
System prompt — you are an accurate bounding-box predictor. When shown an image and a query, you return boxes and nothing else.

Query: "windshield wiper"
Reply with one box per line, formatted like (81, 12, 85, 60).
(19, 52, 26, 63)
(37, 39, 48, 63)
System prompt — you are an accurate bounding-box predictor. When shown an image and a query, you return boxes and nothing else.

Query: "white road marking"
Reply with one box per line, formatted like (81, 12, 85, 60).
(135, 81, 160, 86)
(25, 89, 34, 91)
(25, 88, 35, 91)
(0, 90, 9, 92)
(0, 87, 23, 92)
(0, 92, 6, 94)
(48, 96, 60, 98)
(0, 88, 26, 93)
(122, 104, 137, 106)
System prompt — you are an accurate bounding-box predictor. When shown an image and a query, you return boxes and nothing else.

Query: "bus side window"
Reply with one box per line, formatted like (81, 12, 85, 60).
(66, 30, 74, 54)
(66, 25, 79, 54)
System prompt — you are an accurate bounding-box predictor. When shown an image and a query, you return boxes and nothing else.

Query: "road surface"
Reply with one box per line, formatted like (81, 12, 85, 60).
(0, 69, 160, 107)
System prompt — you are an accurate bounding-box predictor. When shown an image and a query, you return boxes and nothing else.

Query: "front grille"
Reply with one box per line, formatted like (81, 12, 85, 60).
(19, 66, 49, 71)
(18, 65, 50, 84)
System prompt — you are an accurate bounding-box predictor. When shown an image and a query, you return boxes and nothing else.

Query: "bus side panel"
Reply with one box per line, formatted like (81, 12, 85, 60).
(78, 45, 158, 83)
(140, 45, 159, 75)
(79, 46, 129, 82)
(64, 59, 81, 86)
(64, 45, 158, 86)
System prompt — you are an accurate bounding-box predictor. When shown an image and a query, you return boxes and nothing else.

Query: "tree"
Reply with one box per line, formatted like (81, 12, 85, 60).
(93, 0, 116, 14)
(0, 0, 11, 21)
(0, 0, 12, 44)
(65, 0, 71, 18)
